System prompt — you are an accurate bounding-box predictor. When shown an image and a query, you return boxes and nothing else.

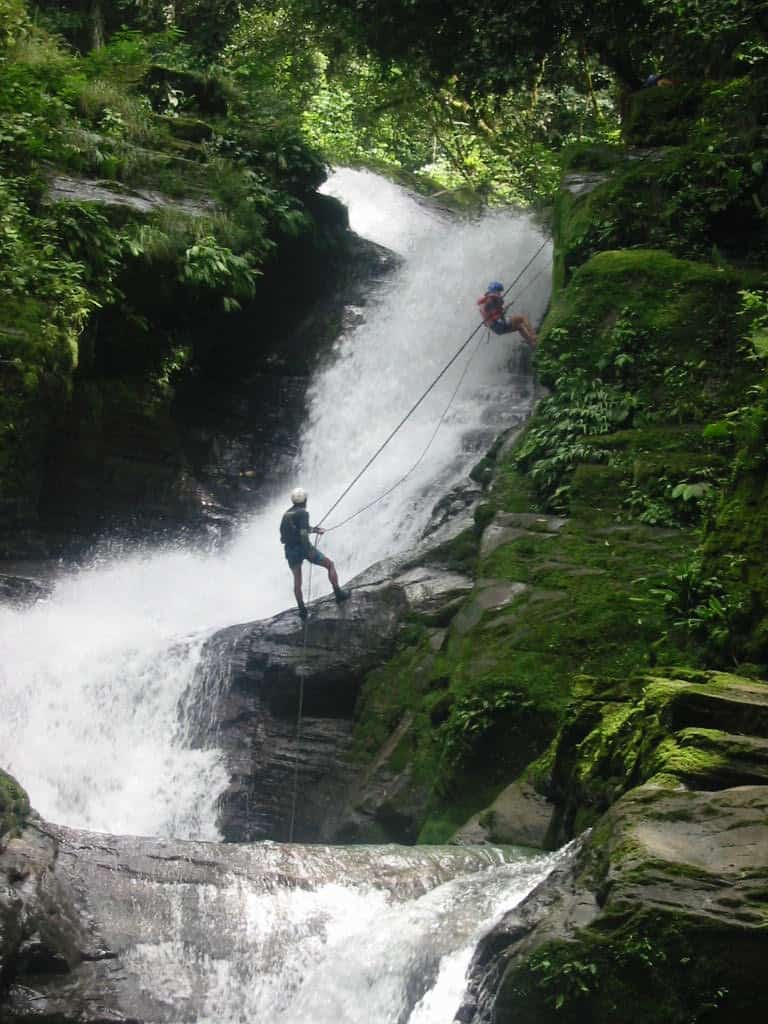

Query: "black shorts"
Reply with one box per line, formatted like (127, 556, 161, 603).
(284, 544, 326, 570)
(489, 318, 512, 335)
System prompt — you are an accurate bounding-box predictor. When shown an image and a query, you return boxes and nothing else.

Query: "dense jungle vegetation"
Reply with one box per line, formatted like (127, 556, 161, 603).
(2, 1, 762, 547)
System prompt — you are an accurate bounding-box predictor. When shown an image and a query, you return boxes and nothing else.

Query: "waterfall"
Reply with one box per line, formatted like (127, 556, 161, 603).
(52, 828, 564, 1024)
(131, 852, 552, 1024)
(0, 168, 551, 840)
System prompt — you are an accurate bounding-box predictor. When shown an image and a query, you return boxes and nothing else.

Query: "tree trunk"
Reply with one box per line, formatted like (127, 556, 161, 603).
(90, 0, 105, 50)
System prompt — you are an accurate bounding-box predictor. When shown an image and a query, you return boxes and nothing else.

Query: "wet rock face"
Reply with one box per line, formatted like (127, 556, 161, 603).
(454, 669, 768, 1021)
(193, 562, 473, 843)
(459, 785, 768, 1024)
(0, 573, 48, 606)
(47, 174, 218, 218)
(0, 816, 510, 1023)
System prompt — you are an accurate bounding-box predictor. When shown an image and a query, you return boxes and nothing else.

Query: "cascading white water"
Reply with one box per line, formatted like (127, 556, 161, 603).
(127, 851, 558, 1024)
(0, 168, 551, 839)
(62, 833, 564, 1024)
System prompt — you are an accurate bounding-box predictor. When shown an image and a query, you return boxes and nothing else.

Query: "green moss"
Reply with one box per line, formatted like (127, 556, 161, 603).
(350, 434, 697, 841)
(646, 735, 727, 785)
(539, 250, 761, 387)
(347, 78, 768, 852)
(554, 85, 768, 290)
(543, 667, 768, 843)
(699, 394, 768, 664)
(625, 76, 768, 151)
(488, 460, 539, 514)
(420, 526, 481, 574)
(349, 638, 435, 764)
(0, 769, 30, 840)
(560, 142, 628, 174)
(496, 909, 768, 1024)
(623, 83, 707, 147)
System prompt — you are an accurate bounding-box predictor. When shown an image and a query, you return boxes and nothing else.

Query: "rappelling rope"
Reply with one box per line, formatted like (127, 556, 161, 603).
(288, 561, 313, 843)
(324, 330, 483, 533)
(319, 237, 550, 531)
(286, 237, 549, 840)
(324, 265, 550, 534)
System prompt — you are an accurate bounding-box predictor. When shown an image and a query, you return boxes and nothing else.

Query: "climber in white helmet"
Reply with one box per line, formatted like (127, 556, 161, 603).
(279, 487, 350, 621)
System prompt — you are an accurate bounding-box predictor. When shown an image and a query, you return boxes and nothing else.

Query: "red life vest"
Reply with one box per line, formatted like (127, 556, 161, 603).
(477, 292, 504, 326)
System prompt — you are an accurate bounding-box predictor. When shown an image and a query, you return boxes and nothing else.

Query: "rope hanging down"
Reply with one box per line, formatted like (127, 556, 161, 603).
(288, 563, 312, 843)
(325, 263, 548, 533)
(317, 236, 550, 531)
(287, 237, 549, 840)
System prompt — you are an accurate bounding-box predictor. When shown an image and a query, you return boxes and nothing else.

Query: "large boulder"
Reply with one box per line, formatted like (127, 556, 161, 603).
(459, 784, 768, 1024)
(543, 669, 768, 845)
(193, 560, 474, 842)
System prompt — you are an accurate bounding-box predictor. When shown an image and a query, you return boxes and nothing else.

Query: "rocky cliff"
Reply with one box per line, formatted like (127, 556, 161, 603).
(192, 556, 474, 842)
(459, 784, 768, 1024)
(457, 667, 768, 1021)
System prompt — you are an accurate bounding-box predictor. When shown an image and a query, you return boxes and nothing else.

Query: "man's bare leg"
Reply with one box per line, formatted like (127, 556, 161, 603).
(508, 314, 538, 347)
(321, 557, 340, 591)
(292, 564, 307, 619)
(320, 556, 349, 603)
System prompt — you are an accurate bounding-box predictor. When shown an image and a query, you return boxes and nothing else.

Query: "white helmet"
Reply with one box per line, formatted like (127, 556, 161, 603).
(291, 486, 307, 505)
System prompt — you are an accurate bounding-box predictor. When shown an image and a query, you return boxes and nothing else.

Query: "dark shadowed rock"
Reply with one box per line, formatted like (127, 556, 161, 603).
(188, 562, 474, 842)
(0, 573, 49, 606)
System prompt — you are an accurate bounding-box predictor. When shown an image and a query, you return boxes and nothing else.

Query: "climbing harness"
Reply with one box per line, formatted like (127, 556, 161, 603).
(286, 235, 549, 841)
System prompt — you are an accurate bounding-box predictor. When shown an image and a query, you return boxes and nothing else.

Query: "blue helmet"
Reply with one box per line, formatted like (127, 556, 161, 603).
(487, 281, 504, 293)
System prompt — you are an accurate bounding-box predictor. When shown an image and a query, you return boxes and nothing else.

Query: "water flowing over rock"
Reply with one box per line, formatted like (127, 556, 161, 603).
(0, 815, 555, 1023)
(1, 169, 558, 1024)
(0, 170, 549, 840)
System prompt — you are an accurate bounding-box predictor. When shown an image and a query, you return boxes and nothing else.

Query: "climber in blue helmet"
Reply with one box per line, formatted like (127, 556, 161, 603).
(477, 281, 538, 347)
(280, 487, 350, 621)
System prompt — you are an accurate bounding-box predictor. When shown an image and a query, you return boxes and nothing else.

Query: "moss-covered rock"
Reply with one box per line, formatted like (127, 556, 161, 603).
(342, 464, 696, 843)
(539, 249, 760, 399)
(463, 785, 768, 1024)
(554, 79, 768, 291)
(699, 393, 768, 666)
(624, 75, 768, 152)
(341, 98, 766, 850)
(544, 669, 768, 844)
(0, 16, 356, 553)
(0, 770, 29, 842)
